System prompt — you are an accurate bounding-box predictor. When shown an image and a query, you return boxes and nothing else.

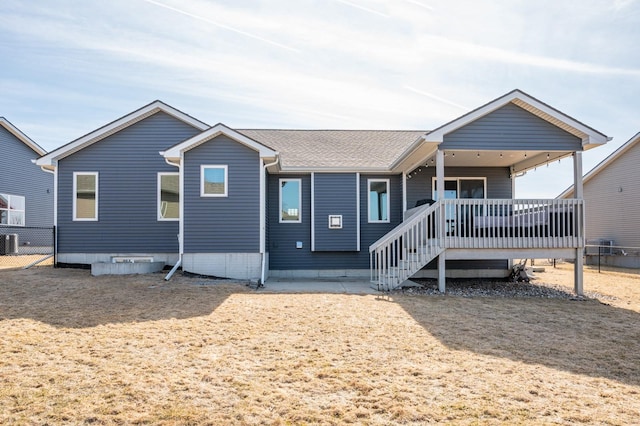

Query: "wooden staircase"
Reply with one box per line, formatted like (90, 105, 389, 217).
(369, 202, 444, 291)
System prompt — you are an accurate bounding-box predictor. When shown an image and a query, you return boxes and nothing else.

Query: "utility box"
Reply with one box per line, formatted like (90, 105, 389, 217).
(0, 234, 19, 255)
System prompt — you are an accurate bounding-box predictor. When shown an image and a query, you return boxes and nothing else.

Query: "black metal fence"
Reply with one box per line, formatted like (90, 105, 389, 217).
(585, 242, 640, 272)
(0, 226, 55, 270)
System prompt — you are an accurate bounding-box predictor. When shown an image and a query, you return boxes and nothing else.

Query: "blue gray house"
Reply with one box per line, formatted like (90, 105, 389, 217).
(36, 90, 609, 294)
(0, 117, 53, 231)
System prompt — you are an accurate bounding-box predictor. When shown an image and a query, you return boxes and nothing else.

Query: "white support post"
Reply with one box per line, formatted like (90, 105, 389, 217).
(436, 149, 446, 293)
(438, 251, 446, 293)
(402, 171, 407, 214)
(436, 149, 445, 201)
(573, 152, 584, 296)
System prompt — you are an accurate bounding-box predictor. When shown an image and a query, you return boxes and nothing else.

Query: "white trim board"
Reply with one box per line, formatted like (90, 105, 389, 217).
(37, 101, 209, 167)
(163, 123, 278, 161)
(422, 89, 610, 147)
(0, 117, 47, 156)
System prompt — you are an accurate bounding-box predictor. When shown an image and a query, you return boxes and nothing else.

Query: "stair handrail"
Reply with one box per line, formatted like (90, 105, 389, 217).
(369, 201, 442, 252)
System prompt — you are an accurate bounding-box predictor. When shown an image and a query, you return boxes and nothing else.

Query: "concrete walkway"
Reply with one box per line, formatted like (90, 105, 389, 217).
(259, 277, 380, 294)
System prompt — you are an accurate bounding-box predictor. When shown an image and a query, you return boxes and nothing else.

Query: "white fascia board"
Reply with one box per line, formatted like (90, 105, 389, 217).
(36, 101, 209, 167)
(0, 117, 47, 156)
(388, 133, 432, 170)
(162, 123, 278, 161)
(390, 141, 440, 174)
(558, 132, 640, 199)
(423, 89, 609, 145)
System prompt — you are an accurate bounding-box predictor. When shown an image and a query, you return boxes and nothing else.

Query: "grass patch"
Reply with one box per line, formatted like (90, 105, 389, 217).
(1, 265, 639, 424)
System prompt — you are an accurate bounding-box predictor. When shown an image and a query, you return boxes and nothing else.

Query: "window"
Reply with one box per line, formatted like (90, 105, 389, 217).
(368, 179, 389, 223)
(201, 165, 228, 197)
(0, 193, 25, 226)
(432, 178, 486, 200)
(73, 172, 98, 221)
(432, 177, 486, 234)
(280, 179, 301, 223)
(158, 173, 179, 220)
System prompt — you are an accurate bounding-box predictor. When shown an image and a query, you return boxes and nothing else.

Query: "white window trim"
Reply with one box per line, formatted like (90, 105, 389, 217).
(73, 172, 98, 221)
(0, 193, 26, 227)
(200, 165, 228, 197)
(279, 178, 302, 223)
(158, 172, 179, 221)
(368, 178, 390, 223)
(431, 177, 487, 200)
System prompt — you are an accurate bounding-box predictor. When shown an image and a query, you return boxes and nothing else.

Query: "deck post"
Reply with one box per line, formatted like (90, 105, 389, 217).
(575, 249, 584, 296)
(438, 251, 446, 292)
(573, 152, 584, 295)
(437, 149, 446, 293)
(436, 149, 444, 201)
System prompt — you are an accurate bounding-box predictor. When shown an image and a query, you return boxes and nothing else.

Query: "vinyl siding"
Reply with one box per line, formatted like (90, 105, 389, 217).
(406, 166, 511, 270)
(0, 125, 53, 228)
(183, 135, 260, 253)
(442, 103, 582, 151)
(359, 174, 403, 254)
(405, 166, 512, 209)
(582, 142, 640, 249)
(57, 112, 201, 253)
(268, 173, 402, 270)
(313, 173, 358, 251)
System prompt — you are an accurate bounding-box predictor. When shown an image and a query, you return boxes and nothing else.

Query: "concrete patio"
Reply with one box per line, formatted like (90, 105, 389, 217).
(259, 277, 380, 294)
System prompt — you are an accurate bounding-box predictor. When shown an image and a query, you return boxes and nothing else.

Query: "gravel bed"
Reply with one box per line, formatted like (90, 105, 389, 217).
(393, 278, 618, 301)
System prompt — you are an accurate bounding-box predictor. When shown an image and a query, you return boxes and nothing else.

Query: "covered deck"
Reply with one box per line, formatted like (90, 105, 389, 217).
(373, 90, 611, 295)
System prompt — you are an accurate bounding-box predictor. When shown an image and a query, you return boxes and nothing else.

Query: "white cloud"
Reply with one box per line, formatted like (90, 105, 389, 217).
(0, 0, 637, 197)
(140, 0, 300, 52)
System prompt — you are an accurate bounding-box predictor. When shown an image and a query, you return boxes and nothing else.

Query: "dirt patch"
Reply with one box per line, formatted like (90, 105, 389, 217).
(0, 254, 53, 270)
(1, 265, 639, 424)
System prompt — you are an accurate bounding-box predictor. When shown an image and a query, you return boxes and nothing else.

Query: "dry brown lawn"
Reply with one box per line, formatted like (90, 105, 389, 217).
(1, 263, 639, 425)
(0, 254, 54, 270)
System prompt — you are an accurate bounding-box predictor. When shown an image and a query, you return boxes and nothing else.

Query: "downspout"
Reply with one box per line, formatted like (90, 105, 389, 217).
(260, 155, 280, 285)
(165, 258, 181, 281)
(163, 156, 182, 280)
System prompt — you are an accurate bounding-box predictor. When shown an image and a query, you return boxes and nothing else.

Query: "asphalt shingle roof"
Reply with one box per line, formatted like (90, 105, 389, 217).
(236, 129, 427, 169)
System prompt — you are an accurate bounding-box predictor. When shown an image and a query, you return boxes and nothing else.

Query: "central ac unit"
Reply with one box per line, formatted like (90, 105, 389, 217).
(0, 234, 19, 255)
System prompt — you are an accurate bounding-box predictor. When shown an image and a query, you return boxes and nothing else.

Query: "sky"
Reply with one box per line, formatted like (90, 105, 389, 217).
(1, 0, 638, 198)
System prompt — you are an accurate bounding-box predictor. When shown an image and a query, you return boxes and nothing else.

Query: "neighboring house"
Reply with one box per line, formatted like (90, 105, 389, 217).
(558, 132, 640, 268)
(0, 118, 53, 247)
(36, 90, 609, 294)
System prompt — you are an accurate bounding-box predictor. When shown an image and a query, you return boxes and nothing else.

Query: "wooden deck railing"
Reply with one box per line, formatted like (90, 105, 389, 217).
(440, 198, 584, 249)
(370, 199, 584, 290)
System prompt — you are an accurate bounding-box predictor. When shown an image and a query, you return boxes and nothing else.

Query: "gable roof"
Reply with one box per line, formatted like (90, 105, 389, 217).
(162, 123, 278, 160)
(33, 90, 609, 173)
(558, 132, 640, 199)
(237, 129, 426, 170)
(36, 100, 209, 168)
(422, 89, 610, 147)
(0, 117, 47, 156)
